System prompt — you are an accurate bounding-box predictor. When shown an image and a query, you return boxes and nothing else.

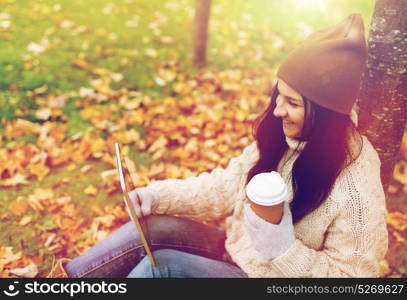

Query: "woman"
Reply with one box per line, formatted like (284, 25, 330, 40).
(56, 13, 388, 278)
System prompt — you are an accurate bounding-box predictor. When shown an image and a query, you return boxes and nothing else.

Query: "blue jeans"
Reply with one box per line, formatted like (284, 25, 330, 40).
(64, 215, 247, 278)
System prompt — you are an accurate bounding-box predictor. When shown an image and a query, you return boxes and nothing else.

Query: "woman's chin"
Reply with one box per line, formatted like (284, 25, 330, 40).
(283, 128, 298, 138)
(284, 131, 302, 139)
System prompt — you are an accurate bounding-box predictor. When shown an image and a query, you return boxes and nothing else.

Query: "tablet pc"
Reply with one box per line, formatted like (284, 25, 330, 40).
(115, 143, 156, 266)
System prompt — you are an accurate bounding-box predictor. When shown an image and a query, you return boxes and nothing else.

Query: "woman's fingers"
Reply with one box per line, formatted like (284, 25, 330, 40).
(140, 199, 151, 216)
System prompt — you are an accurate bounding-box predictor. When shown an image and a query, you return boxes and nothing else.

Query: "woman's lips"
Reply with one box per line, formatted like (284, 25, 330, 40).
(283, 120, 294, 126)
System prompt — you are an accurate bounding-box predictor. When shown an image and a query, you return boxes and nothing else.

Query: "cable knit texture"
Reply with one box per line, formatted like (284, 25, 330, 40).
(243, 201, 296, 261)
(147, 115, 388, 277)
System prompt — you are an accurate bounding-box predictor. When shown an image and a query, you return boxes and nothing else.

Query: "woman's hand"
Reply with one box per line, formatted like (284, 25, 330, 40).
(243, 201, 295, 261)
(127, 187, 160, 217)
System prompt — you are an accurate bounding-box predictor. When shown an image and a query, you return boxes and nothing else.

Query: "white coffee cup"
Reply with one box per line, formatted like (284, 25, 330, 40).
(246, 171, 288, 206)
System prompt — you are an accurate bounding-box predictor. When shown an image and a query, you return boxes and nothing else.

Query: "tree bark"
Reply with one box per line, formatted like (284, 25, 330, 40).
(193, 0, 212, 68)
(357, 0, 407, 193)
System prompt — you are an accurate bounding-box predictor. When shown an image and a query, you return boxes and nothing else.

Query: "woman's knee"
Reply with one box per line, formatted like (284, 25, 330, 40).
(126, 249, 181, 278)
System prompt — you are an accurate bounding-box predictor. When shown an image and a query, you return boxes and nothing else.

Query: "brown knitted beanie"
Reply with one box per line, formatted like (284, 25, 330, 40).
(277, 13, 368, 115)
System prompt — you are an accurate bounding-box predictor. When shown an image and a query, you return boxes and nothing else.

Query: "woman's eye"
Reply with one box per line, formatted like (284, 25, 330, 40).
(289, 102, 298, 107)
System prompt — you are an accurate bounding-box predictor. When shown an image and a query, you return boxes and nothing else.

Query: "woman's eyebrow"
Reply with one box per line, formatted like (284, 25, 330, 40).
(277, 85, 302, 102)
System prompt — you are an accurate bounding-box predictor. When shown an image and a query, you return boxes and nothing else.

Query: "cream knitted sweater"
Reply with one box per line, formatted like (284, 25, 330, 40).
(148, 133, 388, 277)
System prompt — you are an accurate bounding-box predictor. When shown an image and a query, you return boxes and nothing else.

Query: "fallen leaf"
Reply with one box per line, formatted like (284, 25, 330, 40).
(387, 185, 398, 194)
(393, 231, 405, 243)
(67, 163, 77, 171)
(19, 216, 32, 226)
(148, 136, 168, 153)
(9, 198, 28, 216)
(387, 212, 407, 231)
(393, 161, 407, 185)
(84, 184, 97, 196)
(9, 262, 38, 278)
(379, 259, 392, 277)
(44, 233, 57, 248)
(0, 247, 21, 265)
(80, 165, 92, 173)
(30, 188, 54, 201)
(3, 119, 38, 139)
(93, 215, 115, 227)
(0, 174, 29, 187)
(28, 163, 50, 180)
(36, 107, 52, 120)
(145, 48, 158, 58)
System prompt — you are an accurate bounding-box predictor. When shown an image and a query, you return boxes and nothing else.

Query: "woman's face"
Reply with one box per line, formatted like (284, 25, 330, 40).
(273, 78, 305, 138)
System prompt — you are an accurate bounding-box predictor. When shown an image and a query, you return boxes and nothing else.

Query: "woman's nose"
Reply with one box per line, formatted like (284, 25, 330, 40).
(273, 100, 287, 118)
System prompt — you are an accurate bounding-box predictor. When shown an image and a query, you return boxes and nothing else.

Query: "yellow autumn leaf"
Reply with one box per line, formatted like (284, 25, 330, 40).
(28, 163, 50, 180)
(164, 164, 182, 178)
(148, 136, 168, 153)
(184, 138, 198, 152)
(47, 146, 70, 167)
(93, 215, 115, 227)
(239, 98, 250, 111)
(152, 148, 165, 160)
(9, 262, 38, 278)
(145, 48, 158, 58)
(19, 216, 32, 226)
(30, 188, 54, 201)
(387, 212, 407, 231)
(80, 165, 92, 173)
(113, 129, 140, 144)
(127, 109, 144, 124)
(379, 259, 392, 277)
(393, 231, 405, 243)
(90, 79, 110, 93)
(0, 246, 22, 265)
(3, 119, 38, 139)
(124, 99, 142, 110)
(0, 174, 29, 187)
(148, 163, 165, 177)
(66, 163, 77, 171)
(205, 149, 221, 162)
(9, 198, 28, 216)
(173, 82, 191, 95)
(393, 161, 407, 185)
(204, 139, 217, 148)
(159, 68, 176, 82)
(387, 184, 398, 194)
(84, 184, 98, 196)
(236, 110, 246, 121)
(36, 107, 52, 120)
(80, 107, 95, 120)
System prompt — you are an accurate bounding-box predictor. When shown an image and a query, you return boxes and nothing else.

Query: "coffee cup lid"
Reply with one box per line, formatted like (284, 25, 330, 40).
(245, 171, 288, 206)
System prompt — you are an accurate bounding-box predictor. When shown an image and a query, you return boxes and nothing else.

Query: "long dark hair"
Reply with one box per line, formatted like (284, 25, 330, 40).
(245, 84, 363, 223)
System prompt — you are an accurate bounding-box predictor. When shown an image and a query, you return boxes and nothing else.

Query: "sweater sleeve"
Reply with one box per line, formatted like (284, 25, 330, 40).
(243, 201, 295, 261)
(268, 168, 388, 277)
(147, 142, 258, 222)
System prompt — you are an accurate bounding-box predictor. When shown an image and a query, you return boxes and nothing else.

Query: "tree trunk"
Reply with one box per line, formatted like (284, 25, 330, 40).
(357, 0, 407, 193)
(193, 0, 212, 68)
